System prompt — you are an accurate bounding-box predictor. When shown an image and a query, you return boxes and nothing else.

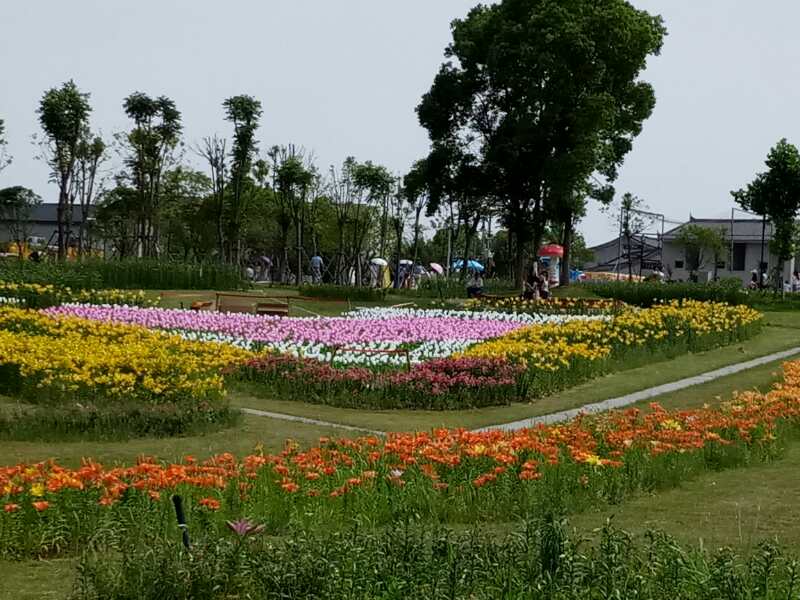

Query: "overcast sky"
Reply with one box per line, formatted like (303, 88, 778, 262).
(2, 0, 799, 246)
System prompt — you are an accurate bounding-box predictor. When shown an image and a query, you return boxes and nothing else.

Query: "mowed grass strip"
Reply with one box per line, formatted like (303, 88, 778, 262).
(571, 441, 800, 550)
(0, 411, 344, 467)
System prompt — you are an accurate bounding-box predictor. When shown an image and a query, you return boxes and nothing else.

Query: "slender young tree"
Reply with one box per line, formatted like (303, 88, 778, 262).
(72, 133, 106, 255)
(121, 92, 182, 257)
(403, 160, 429, 266)
(197, 135, 227, 260)
(37, 80, 91, 258)
(223, 95, 263, 264)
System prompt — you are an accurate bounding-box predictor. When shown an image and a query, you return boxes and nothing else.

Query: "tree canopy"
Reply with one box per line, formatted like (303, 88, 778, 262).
(417, 0, 665, 284)
(732, 138, 800, 287)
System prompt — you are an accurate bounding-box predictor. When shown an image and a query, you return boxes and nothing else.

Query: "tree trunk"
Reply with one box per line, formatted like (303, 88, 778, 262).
(296, 219, 303, 285)
(560, 218, 573, 287)
(57, 187, 67, 260)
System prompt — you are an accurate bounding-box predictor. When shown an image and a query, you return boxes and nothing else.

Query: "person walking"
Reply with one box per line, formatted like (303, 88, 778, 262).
(310, 254, 324, 284)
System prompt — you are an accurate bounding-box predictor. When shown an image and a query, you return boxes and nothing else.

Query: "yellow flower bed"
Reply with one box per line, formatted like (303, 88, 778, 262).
(0, 307, 252, 405)
(463, 301, 762, 387)
(0, 281, 153, 308)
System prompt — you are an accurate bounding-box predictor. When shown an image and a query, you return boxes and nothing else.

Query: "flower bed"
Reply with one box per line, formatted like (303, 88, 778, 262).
(0, 281, 153, 309)
(236, 355, 524, 409)
(463, 300, 762, 396)
(466, 295, 623, 315)
(44, 304, 601, 366)
(0, 307, 251, 438)
(3, 359, 800, 557)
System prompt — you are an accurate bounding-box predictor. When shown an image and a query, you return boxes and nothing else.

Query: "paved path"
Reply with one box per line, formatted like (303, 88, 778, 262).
(241, 346, 800, 436)
(240, 407, 384, 436)
(474, 346, 800, 432)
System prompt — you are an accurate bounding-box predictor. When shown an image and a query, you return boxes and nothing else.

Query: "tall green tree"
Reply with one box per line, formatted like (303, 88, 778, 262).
(418, 0, 665, 285)
(223, 95, 263, 264)
(732, 139, 800, 290)
(269, 146, 316, 283)
(121, 92, 182, 257)
(0, 118, 11, 174)
(351, 161, 394, 281)
(0, 186, 42, 256)
(37, 80, 92, 258)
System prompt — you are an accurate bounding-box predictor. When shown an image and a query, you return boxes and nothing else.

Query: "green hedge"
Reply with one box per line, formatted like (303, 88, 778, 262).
(585, 279, 751, 307)
(0, 258, 244, 290)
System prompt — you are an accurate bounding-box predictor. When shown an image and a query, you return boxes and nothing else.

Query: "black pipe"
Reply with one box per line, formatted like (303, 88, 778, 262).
(172, 494, 191, 550)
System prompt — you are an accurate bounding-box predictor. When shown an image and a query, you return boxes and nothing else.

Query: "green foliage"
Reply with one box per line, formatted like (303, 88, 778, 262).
(733, 139, 800, 286)
(223, 95, 263, 263)
(0, 258, 243, 290)
(297, 284, 387, 302)
(674, 224, 728, 280)
(418, 0, 666, 280)
(586, 280, 751, 307)
(120, 91, 183, 258)
(73, 523, 800, 599)
(0, 404, 239, 442)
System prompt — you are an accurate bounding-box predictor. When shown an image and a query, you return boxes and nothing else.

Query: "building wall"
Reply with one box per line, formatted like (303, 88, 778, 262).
(663, 241, 795, 285)
(0, 223, 58, 245)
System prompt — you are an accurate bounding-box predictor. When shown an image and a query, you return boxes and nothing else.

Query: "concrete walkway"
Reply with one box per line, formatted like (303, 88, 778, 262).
(475, 346, 800, 432)
(241, 346, 800, 436)
(240, 407, 384, 436)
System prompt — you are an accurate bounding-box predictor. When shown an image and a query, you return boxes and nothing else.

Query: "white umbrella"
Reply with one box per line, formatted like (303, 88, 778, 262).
(399, 259, 413, 266)
(371, 257, 388, 267)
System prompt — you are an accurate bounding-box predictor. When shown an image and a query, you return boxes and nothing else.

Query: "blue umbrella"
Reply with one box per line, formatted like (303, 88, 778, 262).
(452, 259, 485, 272)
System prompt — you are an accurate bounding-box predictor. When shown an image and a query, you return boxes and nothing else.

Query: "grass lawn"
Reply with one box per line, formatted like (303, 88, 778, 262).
(571, 441, 800, 550)
(0, 412, 343, 467)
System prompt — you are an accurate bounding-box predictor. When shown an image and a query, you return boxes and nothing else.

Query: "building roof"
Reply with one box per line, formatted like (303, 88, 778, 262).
(589, 217, 777, 251)
(662, 217, 773, 242)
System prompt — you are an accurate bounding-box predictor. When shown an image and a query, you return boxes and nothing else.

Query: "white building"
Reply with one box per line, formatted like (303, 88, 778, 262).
(587, 217, 797, 285)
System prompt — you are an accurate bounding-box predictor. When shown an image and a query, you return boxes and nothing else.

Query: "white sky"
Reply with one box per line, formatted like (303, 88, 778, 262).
(2, 0, 800, 246)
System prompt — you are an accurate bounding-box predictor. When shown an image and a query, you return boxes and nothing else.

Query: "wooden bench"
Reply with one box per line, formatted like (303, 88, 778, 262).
(215, 293, 289, 317)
